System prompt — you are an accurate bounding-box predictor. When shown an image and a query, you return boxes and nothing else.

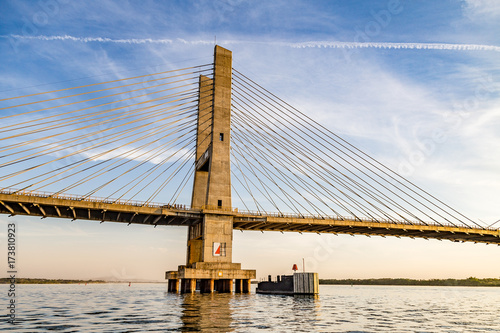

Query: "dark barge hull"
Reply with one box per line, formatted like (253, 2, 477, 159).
(256, 272, 319, 295)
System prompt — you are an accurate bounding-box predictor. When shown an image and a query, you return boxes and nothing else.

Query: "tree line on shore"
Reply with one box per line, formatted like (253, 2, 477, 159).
(319, 277, 500, 287)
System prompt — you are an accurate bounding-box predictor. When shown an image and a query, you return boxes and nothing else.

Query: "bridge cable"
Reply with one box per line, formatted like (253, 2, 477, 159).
(233, 68, 480, 229)
(232, 69, 475, 228)
(0, 64, 212, 105)
(232, 84, 430, 225)
(0, 101, 197, 186)
(0, 91, 198, 163)
(232, 91, 411, 222)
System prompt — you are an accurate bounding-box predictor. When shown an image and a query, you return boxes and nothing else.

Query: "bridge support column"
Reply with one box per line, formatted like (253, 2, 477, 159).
(235, 279, 242, 293)
(181, 278, 196, 293)
(215, 279, 232, 293)
(200, 279, 214, 293)
(243, 279, 251, 293)
(167, 278, 179, 293)
(234, 279, 251, 293)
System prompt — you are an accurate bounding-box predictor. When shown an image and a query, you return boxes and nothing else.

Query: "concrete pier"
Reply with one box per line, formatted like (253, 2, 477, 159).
(166, 276, 252, 293)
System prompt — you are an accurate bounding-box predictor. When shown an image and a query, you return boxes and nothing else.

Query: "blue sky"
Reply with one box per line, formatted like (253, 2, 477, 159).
(0, 0, 499, 281)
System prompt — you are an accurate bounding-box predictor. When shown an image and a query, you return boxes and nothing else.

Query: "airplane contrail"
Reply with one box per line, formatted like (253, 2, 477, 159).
(6, 34, 174, 45)
(3, 34, 500, 52)
(280, 41, 500, 52)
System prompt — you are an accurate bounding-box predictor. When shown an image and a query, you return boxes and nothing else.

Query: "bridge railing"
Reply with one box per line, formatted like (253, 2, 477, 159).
(199, 205, 238, 212)
(0, 188, 196, 211)
(235, 208, 416, 225)
(232, 208, 494, 231)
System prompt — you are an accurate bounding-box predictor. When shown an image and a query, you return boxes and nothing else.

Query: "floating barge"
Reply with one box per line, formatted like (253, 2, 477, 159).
(256, 272, 319, 295)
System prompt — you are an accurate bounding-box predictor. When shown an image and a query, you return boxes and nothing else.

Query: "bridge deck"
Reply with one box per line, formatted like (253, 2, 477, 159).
(232, 215, 500, 245)
(0, 191, 498, 245)
(0, 191, 201, 227)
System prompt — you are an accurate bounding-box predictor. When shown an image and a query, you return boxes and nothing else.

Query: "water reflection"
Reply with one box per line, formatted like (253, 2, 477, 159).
(180, 293, 234, 332)
(178, 291, 321, 331)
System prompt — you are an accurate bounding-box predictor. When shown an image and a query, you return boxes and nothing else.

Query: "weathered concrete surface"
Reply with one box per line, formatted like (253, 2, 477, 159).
(191, 74, 213, 210)
(170, 45, 256, 285)
(178, 266, 255, 280)
(206, 45, 232, 209)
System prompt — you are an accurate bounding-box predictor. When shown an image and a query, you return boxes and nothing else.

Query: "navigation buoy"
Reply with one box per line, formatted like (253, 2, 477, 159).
(128, 282, 131, 287)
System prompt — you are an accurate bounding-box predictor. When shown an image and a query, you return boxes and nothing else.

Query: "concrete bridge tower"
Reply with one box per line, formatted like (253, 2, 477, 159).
(166, 46, 256, 293)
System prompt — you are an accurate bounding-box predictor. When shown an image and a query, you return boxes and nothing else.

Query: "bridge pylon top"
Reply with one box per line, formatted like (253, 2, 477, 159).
(191, 45, 232, 210)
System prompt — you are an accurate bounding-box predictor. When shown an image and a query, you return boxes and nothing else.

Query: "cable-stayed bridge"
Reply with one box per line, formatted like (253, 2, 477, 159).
(1, 46, 498, 292)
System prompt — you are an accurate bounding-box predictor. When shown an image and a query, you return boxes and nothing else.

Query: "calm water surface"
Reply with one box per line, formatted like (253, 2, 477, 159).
(1, 283, 500, 332)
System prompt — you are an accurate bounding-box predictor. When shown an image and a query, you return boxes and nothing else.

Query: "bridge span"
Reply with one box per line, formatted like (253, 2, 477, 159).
(1, 189, 498, 245)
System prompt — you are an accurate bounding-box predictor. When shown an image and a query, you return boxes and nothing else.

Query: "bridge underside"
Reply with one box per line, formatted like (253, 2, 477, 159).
(232, 216, 500, 245)
(1, 192, 498, 245)
(0, 192, 201, 227)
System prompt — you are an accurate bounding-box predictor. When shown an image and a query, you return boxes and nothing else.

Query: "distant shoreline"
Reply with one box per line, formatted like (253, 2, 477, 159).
(0, 278, 106, 284)
(319, 277, 500, 287)
(0, 278, 171, 284)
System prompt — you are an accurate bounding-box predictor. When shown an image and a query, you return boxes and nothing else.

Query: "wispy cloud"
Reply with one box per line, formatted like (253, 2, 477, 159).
(3, 34, 500, 52)
(5, 34, 174, 45)
(463, 0, 500, 19)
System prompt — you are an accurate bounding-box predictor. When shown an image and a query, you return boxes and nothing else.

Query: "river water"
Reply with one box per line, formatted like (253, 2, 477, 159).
(2, 283, 500, 332)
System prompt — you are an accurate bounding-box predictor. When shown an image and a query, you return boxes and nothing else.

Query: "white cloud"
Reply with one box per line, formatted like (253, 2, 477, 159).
(463, 0, 500, 19)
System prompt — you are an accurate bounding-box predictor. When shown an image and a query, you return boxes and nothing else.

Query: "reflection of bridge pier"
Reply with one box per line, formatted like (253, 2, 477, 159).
(180, 293, 233, 331)
(166, 45, 256, 291)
